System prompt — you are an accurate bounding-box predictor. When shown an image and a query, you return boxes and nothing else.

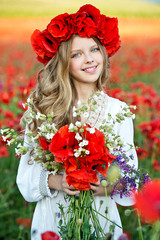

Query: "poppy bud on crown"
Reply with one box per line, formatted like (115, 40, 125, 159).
(31, 4, 121, 65)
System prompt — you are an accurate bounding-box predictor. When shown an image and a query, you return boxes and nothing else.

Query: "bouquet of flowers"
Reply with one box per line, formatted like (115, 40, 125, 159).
(0, 91, 150, 239)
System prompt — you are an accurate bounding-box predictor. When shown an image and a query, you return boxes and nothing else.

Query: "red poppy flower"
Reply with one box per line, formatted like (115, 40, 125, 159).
(66, 169, 91, 190)
(97, 15, 121, 57)
(77, 17, 97, 38)
(17, 101, 28, 110)
(49, 125, 77, 161)
(72, 12, 86, 31)
(41, 231, 60, 240)
(63, 156, 79, 174)
(0, 146, 9, 158)
(133, 180, 160, 223)
(31, 29, 59, 64)
(39, 136, 50, 151)
(1, 92, 10, 104)
(78, 4, 101, 25)
(136, 148, 148, 160)
(153, 160, 160, 171)
(16, 218, 32, 228)
(47, 13, 71, 39)
(4, 110, 14, 119)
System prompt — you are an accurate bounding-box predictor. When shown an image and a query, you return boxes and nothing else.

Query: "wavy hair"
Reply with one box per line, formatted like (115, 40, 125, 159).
(22, 35, 110, 132)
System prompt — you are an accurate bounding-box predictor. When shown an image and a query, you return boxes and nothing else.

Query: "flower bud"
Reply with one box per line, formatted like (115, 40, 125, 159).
(118, 233, 129, 240)
(107, 165, 121, 184)
(124, 209, 132, 216)
(101, 180, 108, 187)
(77, 219, 82, 226)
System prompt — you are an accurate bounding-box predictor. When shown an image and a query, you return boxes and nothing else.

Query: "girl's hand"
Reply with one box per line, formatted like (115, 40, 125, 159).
(61, 173, 80, 196)
(90, 175, 113, 196)
(90, 179, 106, 196)
(48, 173, 80, 196)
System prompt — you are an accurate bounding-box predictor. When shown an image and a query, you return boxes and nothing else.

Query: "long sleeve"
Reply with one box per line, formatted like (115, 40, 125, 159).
(113, 103, 138, 206)
(105, 96, 138, 206)
(16, 126, 58, 203)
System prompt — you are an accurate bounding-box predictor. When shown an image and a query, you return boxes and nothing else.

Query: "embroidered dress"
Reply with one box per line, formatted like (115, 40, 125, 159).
(16, 93, 138, 240)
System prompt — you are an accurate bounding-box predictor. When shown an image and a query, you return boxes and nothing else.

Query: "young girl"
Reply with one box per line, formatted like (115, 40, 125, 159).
(16, 4, 138, 240)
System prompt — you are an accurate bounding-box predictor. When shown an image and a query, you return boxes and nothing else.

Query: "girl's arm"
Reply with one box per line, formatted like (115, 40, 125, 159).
(16, 125, 59, 202)
(91, 102, 138, 199)
(113, 108, 138, 206)
(16, 125, 80, 202)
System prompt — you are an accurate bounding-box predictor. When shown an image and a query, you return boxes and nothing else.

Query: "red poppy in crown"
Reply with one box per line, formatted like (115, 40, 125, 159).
(31, 4, 121, 64)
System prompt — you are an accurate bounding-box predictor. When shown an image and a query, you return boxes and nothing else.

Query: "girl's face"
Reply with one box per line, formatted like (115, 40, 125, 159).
(69, 35, 104, 88)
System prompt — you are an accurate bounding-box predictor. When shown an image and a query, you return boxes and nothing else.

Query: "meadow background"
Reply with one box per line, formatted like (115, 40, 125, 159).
(0, 0, 160, 239)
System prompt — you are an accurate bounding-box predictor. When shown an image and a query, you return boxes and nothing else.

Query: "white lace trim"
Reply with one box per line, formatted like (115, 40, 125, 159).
(39, 170, 58, 198)
(87, 93, 107, 128)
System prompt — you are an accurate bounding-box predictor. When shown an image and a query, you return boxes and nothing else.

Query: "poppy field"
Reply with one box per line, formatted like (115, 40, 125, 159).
(0, 14, 160, 240)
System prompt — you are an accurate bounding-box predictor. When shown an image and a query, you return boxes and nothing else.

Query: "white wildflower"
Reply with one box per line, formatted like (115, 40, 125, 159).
(83, 140, 88, 146)
(75, 133, 82, 141)
(93, 95, 98, 101)
(132, 114, 136, 119)
(38, 125, 45, 132)
(22, 103, 26, 109)
(79, 142, 84, 147)
(83, 112, 89, 118)
(89, 128, 95, 134)
(79, 147, 83, 153)
(36, 112, 41, 120)
(46, 133, 54, 140)
(69, 123, 75, 130)
(100, 91, 104, 95)
(74, 152, 80, 158)
(0, 129, 4, 134)
(2, 136, 7, 142)
(85, 150, 90, 155)
(77, 100, 82, 106)
(73, 112, 77, 117)
(6, 140, 11, 146)
(72, 106, 76, 112)
(27, 97, 31, 104)
(75, 121, 81, 127)
(15, 148, 20, 155)
(17, 143, 22, 148)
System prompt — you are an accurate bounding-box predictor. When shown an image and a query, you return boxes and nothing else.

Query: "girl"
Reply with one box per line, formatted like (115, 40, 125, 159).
(16, 4, 138, 240)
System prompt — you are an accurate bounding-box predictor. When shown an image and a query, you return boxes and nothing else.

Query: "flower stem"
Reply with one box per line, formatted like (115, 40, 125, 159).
(152, 220, 160, 240)
(137, 214, 144, 240)
(93, 209, 122, 229)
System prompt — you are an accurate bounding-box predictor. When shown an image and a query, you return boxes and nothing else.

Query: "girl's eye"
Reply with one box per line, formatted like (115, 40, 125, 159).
(91, 47, 99, 52)
(71, 53, 81, 58)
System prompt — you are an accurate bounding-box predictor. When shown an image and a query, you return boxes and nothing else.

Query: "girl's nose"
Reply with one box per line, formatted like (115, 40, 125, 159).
(84, 52, 94, 63)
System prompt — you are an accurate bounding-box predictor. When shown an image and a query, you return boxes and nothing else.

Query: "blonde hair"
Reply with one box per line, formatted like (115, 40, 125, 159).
(23, 35, 110, 131)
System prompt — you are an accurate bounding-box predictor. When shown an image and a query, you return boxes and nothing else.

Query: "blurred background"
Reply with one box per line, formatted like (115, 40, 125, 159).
(0, 0, 160, 239)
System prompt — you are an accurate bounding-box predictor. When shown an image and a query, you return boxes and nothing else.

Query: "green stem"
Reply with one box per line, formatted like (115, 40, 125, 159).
(137, 214, 144, 240)
(152, 220, 160, 240)
(93, 209, 122, 229)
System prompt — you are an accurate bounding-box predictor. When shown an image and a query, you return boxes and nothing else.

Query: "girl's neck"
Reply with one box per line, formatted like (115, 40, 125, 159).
(74, 83, 98, 104)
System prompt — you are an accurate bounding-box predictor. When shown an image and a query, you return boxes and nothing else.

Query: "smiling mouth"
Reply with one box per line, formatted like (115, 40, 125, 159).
(82, 66, 97, 72)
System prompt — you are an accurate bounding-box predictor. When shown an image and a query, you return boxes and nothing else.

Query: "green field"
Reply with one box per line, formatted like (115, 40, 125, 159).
(0, 0, 160, 18)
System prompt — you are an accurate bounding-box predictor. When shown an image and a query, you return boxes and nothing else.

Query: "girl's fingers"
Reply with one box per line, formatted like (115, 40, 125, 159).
(94, 179, 100, 186)
(64, 188, 80, 195)
(90, 185, 98, 192)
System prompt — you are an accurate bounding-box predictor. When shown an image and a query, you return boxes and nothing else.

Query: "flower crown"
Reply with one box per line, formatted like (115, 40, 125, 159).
(31, 4, 121, 65)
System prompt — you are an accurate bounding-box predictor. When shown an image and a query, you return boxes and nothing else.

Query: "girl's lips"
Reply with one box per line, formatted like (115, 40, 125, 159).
(82, 66, 97, 73)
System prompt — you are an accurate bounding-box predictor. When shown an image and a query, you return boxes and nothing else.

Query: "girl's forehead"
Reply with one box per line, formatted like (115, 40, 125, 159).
(71, 36, 97, 50)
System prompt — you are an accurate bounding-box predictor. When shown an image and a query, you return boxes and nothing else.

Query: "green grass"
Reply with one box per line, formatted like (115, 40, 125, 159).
(0, 0, 160, 18)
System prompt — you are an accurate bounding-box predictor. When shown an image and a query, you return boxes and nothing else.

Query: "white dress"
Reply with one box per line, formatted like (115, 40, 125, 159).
(16, 94, 138, 240)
